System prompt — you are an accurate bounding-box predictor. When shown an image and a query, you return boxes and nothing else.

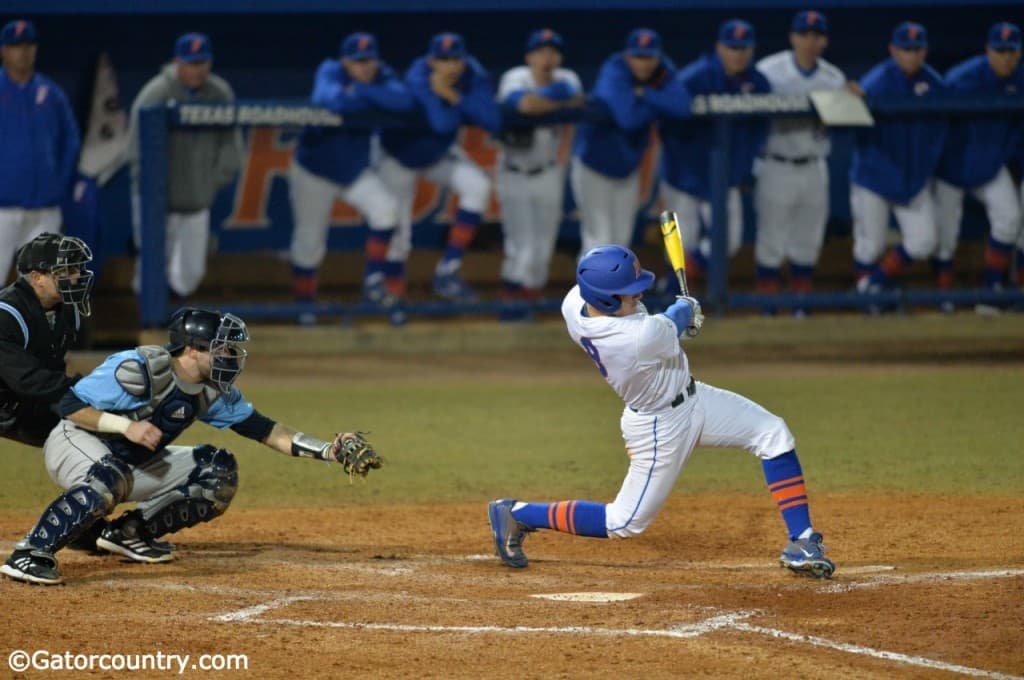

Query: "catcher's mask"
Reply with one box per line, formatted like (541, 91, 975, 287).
(16, 233, 95, 317)
(166, 308, 250, 392)
(576, 245, 655, 313)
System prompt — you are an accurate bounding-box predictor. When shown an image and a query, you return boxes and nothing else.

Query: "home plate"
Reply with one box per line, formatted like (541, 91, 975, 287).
(531, 592, 644, 603)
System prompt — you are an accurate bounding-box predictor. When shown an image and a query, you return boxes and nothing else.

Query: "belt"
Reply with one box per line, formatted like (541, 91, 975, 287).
(504, 161, 556, 176)
(631, 376, 696, 413)
(766, 154, 818, 165)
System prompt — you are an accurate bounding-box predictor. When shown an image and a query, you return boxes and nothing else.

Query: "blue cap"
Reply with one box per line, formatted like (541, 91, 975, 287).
(791, 10, 828, 35)
(626, 28, 662, 57)
(988, 22, 1022, 51)
(430, 32, 465, 59)
(891, 22, 928, 50)
(175, 32, 213, 63)
(341, 32, 378, 60)
(718, 19, 756, 49)
(1, 20, 37, 46)
(526, 28, 564, 53)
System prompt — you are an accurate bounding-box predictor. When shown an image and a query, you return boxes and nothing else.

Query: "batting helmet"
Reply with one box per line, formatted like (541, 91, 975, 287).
(15, 233, 95, 317)
(166, 308, 250, 392)
(576, 245, 655, 313)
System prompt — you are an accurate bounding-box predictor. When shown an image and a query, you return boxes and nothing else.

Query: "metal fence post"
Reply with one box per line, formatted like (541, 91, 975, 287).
(138, 106, 169, 328)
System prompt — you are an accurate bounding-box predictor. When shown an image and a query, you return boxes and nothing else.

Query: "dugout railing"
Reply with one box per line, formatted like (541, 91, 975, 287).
(137, 94, 1024, 327)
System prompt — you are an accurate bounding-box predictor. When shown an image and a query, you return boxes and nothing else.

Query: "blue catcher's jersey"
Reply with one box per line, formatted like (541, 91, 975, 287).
(70, 347, 254, 465)
(850, 58, 947, 204)
(935, 55, 1024, 188)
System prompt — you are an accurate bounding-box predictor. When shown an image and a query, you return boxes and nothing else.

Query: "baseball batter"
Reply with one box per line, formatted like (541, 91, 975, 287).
(496, 29, 583, 303)
(488, 245, 835, 579)
(378, 32, 501, 302)
(0, 307, 382, 585)
(127, 33, 242, 300)
(933, 22, 1023, 305)
(754, 11, 850, 306)
(0, 20, 80, 283)
(661, 19, 769, 285)
(851, 22, 947, 295)
(289, 32, 415, 311)
(572, 29, 690, 255)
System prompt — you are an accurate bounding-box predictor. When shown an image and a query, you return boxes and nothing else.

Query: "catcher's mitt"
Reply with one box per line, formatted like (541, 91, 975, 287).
(331, 432, 383, 480)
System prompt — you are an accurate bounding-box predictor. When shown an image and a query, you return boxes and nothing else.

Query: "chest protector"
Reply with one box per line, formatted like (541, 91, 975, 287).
(108, 345, 222, 464)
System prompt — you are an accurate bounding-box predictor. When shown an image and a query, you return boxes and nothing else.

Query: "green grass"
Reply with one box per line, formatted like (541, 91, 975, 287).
(1, 368, 1022, 511)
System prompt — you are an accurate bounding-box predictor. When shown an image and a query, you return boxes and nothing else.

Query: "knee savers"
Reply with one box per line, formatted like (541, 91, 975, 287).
(142, 445, 239, 539)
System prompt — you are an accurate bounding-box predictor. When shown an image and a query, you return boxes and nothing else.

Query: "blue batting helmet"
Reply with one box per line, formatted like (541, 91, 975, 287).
(577, 245, 655, 313)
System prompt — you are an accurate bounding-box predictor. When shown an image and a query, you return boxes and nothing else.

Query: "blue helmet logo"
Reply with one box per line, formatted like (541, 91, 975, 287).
(576, 245, 655, 313)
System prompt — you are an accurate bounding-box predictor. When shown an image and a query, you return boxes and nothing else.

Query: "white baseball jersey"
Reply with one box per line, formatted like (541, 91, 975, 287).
(497, 66, 582, 171)
(756, 51, 845, 160)
(562, 284, 795, 538)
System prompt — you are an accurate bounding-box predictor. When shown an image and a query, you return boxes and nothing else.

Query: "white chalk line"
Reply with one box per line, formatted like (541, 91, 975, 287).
(211, 596, 317, 622)
(730, 623, 1023, 680)
(823, 568, 1024, 593)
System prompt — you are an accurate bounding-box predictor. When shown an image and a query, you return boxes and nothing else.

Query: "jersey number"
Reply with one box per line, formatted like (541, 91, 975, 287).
(580, 337, 607, 377)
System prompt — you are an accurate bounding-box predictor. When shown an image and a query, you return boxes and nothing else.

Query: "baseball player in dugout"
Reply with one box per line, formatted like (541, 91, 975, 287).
(572, 29, 689, 255)
(933, 22, 1024, 311)
(659, 19, 769, 291)
(377, 32, 501, 304)
(754, 11, 856, 312)
(1, 307, 382, 585)
(488, 245, 834, 579)
(0, 234, 94, 448)
(496, 29, 583, 309)
(851, 22, 947, 300)
(127, 32, 243, 303)
(0, 20, 81, 283)
(289, 32, 415, 319)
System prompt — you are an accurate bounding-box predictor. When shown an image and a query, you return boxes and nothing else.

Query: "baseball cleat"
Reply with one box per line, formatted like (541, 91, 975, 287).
(779, 532, 835, 579)
(1, 549, 63, 585)
(488, 499, 533, 568)
(65, 518, 109, 553)
(433, 271, 479, 303)
(97, 515, 176, 564)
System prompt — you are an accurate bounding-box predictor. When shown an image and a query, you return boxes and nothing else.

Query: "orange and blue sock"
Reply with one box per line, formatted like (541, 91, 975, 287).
(442, 208, 481, 265)
(762, 450, 812, 541)
(511, 501, 607, 538)
(983, 236, 1012, 287)
(364, 227, 395, 278)
(291, 266, 318, 302)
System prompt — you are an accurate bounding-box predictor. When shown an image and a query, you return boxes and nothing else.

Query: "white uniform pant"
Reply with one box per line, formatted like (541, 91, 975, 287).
(606, 381, 794, 538)
(497, 165, 564, 289)
(0, 206, 61, 282)
(44, 420, 199, 512)
(377, 149, 491, 263)
(570, 158, 640, 256)
(754, 158, 830, 268)
(933, 168, 1022, 260)
(131, 193, 210, 298)
(659, 182, 743, 260)
(288, 162, 400, 269)
(850, 183, 937, 265)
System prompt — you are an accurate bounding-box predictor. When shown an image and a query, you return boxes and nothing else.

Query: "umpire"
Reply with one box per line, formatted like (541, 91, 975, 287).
(0, 232, 94, 447)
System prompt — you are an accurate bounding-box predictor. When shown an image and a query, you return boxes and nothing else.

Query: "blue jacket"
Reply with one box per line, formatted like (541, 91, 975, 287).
(574, 53, 690, 179)
(295, 59, 415, 185)
(0, 70, 80, 208)
(935, 55, 1024, 188)
(380, 56, 500, 169)
(660, 53, 770, 197)
(851, 58, 947, 203)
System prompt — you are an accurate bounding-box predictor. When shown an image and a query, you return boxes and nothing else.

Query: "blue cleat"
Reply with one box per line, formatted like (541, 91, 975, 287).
(433, 270, 479, 302)
(779, 532, 835, 579)
(488, 499, 533, 568)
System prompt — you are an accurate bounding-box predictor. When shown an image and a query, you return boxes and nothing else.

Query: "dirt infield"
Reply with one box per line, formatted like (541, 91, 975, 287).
(2, 495, 1021, 678)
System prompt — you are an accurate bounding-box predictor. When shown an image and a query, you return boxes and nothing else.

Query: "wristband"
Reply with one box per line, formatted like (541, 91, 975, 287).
(291, 432, 331, 460)
(97, 412, 132, 435)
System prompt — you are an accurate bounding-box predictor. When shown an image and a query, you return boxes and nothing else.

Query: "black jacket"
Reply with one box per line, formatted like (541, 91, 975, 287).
(0, 277, 79, 445)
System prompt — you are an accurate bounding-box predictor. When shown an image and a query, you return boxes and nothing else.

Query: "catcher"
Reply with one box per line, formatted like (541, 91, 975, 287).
(1, 307, 382, 585)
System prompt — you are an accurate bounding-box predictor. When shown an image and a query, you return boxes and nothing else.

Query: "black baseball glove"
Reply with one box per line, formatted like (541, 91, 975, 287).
(331, 432, 383, 480)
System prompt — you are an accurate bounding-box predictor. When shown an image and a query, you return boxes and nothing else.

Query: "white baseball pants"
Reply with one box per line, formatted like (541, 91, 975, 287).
(497, 164, 565, 289)
(0, 207, 61, 283)
(131, 193, 210, 298)
(850, 183, 937, 265)
(754, 158, 830, 268)
(933, 167, 1022, 260)
(659, 182, 743, 261)
(570, 158, 640, 256)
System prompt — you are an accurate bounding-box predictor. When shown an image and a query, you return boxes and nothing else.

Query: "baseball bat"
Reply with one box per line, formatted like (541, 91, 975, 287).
(658, 210, 689, 297)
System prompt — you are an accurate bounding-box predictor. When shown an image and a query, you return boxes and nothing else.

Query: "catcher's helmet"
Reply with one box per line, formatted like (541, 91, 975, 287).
(15, 233, 95, 317)
(166, 307, 250, 392)
(576, 245, 654, 313)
